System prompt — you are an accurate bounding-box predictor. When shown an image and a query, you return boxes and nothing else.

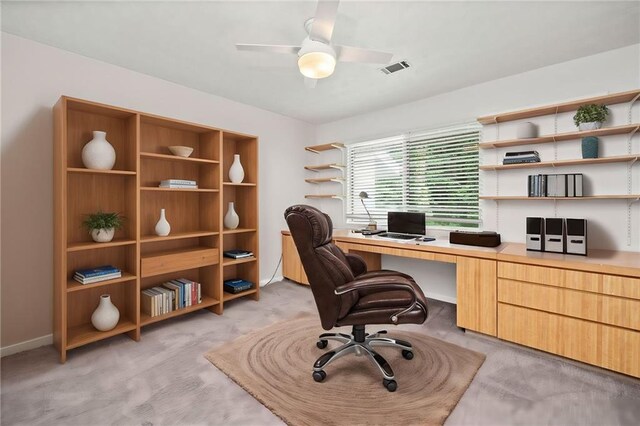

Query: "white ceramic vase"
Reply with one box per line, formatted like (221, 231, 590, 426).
(224, 202, 240, 229)
(82, 131, 116, 170)
(228, 154, 245, 183)
(578, 122, 602, 131)
(91, 294, 120, 331)
(155, 209, 171, 236)
(91, 228, 115, 243)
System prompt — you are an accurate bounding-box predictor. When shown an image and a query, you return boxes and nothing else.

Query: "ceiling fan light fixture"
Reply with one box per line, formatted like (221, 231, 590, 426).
(298, 51, 336, 79)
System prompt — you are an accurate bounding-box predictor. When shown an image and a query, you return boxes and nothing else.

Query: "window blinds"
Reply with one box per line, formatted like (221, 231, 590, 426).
(346, 123, 480, 228)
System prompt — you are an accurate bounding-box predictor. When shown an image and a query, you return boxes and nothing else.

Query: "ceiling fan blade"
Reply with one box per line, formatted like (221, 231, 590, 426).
(309, 0, 340, 44)
(304, 77, 318, 89)
(335, 45, 393, 64)
(235, 44, 301, 55)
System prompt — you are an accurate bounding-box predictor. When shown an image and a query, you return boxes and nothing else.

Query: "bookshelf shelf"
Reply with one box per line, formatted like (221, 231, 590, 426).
(479, 123, 640, 149)
(140, 296, 220, 326)
(140, 186, 219, 193)
(480, 154, 640, 171)
(480, 195, 640, 201)
(140, 152, 220, 164)
(305, 142, 345, 153)
(66, 318, 137, 350)
(67, 239, 137, 252)
(66, 272, 136, 293)
(305, 194, 344, 199)
(223, 182, 256, 186)
(305, 177, 344, 184)
(223, 256, 257, 266)
(141, 231, 219, 243)
(223, 288, 258, 302)
(67, 167, 136, 175)
(477, 89, 640, 124)
(223, 228, 256, 234)
(54, 96, 259, 362)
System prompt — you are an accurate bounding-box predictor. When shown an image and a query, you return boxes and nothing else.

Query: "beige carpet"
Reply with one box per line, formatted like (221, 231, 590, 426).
(205, 314, 485, 426)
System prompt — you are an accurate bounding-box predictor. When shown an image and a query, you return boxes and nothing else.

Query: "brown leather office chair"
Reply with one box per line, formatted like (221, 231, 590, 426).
(284, 205, 428, 392)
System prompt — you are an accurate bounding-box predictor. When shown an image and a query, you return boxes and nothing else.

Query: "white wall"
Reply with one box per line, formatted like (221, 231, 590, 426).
(314, 43, 640, 303)
(1, 33, 313, 349)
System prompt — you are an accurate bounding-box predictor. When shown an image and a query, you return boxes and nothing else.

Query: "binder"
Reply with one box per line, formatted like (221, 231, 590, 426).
(556, 174, 567, 197)
(575, 174, 583, 197)
(567, 174, 575, 197)
(547, 175, 556, 197)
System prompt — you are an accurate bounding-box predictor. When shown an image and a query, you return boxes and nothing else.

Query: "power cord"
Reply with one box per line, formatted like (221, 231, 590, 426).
(263, 253, 283, 287)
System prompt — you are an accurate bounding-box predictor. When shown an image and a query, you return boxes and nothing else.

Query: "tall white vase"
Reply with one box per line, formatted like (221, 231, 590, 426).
(228, 154, 245, 183)
(91, 294, 120, 331)
(82, 131, 116, 170)
(155, 208, 171, 236)
(224, 202, 240, 229)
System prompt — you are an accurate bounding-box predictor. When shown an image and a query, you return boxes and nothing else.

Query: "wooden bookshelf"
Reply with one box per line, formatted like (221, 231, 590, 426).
(223, 288, 258, 302)
(478, 89, 640, 124)
(479, 123, 640, 149)
(53, 96, 259, 362)
(480, 154, 640, 171)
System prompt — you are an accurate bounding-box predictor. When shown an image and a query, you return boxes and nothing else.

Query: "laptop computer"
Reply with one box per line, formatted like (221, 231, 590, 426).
(378, 212, 426, 240)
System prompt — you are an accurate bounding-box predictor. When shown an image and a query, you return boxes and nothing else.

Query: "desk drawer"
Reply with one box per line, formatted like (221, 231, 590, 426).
(498, 279, 640, 330)
(498, 262, 601, 293)
(603, 275, 640, 300)
(498, 303, 640, 378)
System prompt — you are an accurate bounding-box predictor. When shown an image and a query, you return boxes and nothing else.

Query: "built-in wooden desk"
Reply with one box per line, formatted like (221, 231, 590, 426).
(282, 230, 640, 378)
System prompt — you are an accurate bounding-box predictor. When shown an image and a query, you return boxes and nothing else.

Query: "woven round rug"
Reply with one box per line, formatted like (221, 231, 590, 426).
(205, 314, 485, 426)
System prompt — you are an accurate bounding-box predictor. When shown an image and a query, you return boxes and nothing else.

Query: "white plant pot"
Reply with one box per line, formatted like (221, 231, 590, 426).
(91, 227, 115, 243)
(228, 154, 245, 183)
(224, 202, 240, 229)
(91, 294, 120, 331)
(82, 131, 116, 170)
(155, 208, 171, 236)
(578, 122, 602, 131)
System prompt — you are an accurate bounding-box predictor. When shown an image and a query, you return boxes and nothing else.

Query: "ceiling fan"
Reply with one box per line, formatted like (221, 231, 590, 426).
(235, 0, 394, 88)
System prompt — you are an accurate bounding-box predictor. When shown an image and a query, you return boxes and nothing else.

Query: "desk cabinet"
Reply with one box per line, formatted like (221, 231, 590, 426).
(282, 233, 309, 285)
(497, 261, 640, 377)
(456, 257, 497, 336)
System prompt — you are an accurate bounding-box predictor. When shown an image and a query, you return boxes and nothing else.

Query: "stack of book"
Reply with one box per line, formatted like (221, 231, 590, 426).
(223, 249, 254, 259)
(141, 278, 202, 317)
(224, 279, 254, 294)
(159, 179, 198, 189)
(74, 265, 122, 285)
(527, 174, 584, 197)
(503, 151, 540, 165)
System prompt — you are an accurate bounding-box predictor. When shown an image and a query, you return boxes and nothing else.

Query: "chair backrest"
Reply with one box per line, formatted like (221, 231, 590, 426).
(284, 205, 358, 329)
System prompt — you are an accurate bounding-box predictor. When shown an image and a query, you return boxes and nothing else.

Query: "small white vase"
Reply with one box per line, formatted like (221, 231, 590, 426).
(155, 209, 171, 236)
(228, 154, 245, 183)
(91, 294, 120, 331)
(91, 228, 115, 243)
(82, 131, 116, 170)
(224, 202, 240, 229)
(578, 122, 602, 131)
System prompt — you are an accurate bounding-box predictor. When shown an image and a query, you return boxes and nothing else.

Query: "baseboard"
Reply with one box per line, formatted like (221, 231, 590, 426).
(260, 276, 283, 286)
(426, 292, 457, 305)
(0, 334, 52, 358)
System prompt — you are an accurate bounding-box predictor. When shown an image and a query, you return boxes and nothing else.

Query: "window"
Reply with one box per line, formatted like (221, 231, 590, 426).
(346, 123, 481, 228)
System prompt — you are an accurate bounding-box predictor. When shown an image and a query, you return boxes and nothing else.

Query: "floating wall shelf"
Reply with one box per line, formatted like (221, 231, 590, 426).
(480, 195, 640, 201)
(304, 163, 345, 172)
(477, 89, 640, 124)
(305, 177, 345, 184)
(304, 194, 344, 199)
(305, 142, 345, 153)
(480, 154, 640, 171)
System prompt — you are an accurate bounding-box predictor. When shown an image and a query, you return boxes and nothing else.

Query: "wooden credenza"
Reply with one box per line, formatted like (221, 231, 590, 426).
(282, 230, 640, 378)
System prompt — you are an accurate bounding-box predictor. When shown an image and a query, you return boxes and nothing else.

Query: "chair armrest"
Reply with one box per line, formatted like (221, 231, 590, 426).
(334, 276, 420, 324)
(345, 253, 367, 277)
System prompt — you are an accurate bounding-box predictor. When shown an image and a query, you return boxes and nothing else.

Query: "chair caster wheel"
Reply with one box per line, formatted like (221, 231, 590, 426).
(312, 370, 327, 382)
(316, 339, 328, 349)
(383, 379, 397, 392)
(402, 349, 414, 360)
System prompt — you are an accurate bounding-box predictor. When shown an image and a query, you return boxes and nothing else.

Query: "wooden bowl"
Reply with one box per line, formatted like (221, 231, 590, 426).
(168, 146, 194, 157)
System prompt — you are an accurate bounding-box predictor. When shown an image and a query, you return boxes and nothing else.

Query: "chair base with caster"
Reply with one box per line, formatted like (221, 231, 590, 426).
(311, 324, 413, 392)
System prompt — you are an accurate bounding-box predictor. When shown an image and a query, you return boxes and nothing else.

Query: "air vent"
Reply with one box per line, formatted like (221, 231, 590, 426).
(380, 60, 411, 75)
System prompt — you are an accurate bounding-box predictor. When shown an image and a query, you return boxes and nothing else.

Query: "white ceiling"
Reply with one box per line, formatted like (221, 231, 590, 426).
(2, 1, 639, 124)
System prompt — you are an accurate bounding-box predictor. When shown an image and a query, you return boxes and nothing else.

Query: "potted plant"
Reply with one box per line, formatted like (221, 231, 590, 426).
(573, 104, 610, 131)
(83, 211, 124, 243)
